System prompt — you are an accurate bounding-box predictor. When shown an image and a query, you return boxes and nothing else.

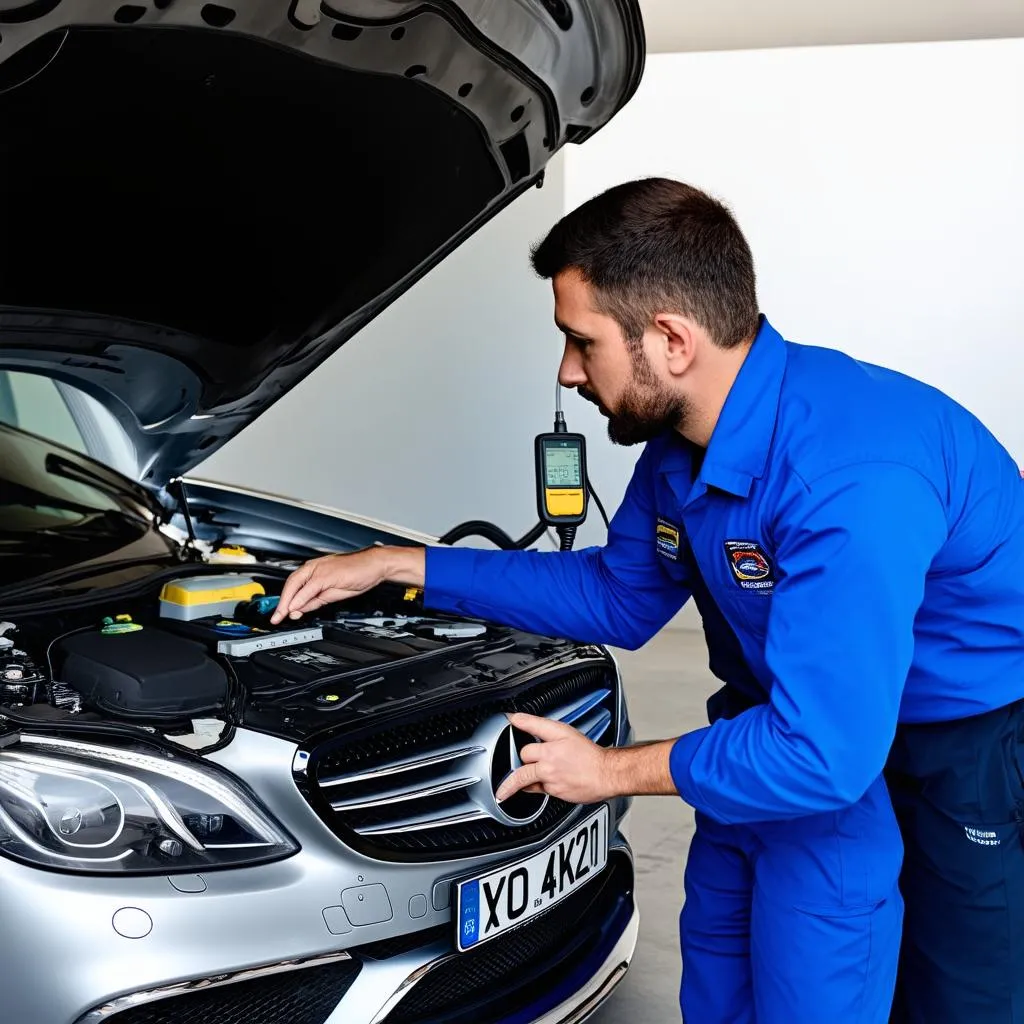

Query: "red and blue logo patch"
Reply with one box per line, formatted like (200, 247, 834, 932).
(724, 540, 775, 591)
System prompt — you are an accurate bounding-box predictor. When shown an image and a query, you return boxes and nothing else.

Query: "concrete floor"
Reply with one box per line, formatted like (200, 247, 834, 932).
(590, 628, 713, 1024)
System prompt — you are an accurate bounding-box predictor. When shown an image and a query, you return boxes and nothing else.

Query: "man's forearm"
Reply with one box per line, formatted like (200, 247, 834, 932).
(604, 739, 679, 797)
(380, 545, 427, 588)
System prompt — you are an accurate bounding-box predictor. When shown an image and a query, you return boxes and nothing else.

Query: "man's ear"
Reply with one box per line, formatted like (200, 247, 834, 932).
(652, 313, 697, 377)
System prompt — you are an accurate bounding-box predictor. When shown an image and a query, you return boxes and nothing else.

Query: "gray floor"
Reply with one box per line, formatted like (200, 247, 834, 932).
(590, 628, 713, 1024)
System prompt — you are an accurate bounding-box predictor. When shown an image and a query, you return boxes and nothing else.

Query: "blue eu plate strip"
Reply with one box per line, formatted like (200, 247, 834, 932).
(459, 880, 480, 948)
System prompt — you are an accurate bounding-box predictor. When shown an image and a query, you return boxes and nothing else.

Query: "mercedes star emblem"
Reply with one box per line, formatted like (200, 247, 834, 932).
(488, 723, 548, 825)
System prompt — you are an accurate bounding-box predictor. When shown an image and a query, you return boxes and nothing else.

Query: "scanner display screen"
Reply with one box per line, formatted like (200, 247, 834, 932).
(544, 443, 582, 488)
(535, 430, 587, 526)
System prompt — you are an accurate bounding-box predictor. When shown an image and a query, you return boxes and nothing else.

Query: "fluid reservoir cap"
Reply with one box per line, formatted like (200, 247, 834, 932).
(112, 907, 153, 939)
(212, 620, 253, 635)
(216, 545, 248, 557)
(102, 616, 143, 636)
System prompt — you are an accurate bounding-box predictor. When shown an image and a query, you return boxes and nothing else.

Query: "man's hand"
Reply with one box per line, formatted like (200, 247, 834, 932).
(496, 713, 615, 805)
(496, 712, 682, 805)
(271, 546, 425, 624)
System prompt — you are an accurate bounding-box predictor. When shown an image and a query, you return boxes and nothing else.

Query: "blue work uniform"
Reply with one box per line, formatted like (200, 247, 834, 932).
(425, 316, 1024, 1023)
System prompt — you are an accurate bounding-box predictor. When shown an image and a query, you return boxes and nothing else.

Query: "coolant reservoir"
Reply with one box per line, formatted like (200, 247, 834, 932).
(159, 576, 264, 621)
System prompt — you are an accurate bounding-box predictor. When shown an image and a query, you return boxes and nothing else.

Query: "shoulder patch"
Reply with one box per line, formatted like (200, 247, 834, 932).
(724, 540, 775, 591)
(656, 518, 681, 562)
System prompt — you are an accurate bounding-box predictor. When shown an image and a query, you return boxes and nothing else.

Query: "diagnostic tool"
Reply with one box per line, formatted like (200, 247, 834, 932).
(438, 382, 607, 555)
(535, 431, 588, 527)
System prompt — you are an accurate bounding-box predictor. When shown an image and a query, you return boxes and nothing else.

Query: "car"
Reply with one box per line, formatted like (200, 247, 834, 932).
(0, 3, 646, 1023)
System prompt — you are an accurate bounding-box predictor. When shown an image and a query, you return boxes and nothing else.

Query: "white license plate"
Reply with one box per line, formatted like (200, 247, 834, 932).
(454, 804, 609, 952)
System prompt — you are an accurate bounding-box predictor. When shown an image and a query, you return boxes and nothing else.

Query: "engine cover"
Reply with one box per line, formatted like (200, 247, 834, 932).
(53, 623, 228, 721)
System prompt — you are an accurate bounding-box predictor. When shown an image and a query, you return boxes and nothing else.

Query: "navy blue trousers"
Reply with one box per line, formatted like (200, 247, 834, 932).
(886, 699, 1024, 1023)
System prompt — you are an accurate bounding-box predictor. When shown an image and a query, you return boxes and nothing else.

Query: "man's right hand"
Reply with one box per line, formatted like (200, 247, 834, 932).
(270, 546, 426, 624)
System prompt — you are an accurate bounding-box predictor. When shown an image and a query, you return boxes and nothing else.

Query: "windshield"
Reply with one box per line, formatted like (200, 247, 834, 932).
(0, 419, 177, 591)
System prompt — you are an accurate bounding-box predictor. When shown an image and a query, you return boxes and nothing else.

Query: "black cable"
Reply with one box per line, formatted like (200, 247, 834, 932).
(587, 474, 610, 530)
(438, 520, 518, 549)
(43, 623, 95, 706)
(437, 518, 549, 550)
(439, 485, 607, 550)
(514, 521, 548, 548)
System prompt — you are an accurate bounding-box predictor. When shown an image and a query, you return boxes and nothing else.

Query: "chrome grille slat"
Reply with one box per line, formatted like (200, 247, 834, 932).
(554, 689, 612, 726)
(576, 707, 613, 743)
(330, 775, 480, 812)
(318, 745, 486, 788)
(354, 805, 490, 836)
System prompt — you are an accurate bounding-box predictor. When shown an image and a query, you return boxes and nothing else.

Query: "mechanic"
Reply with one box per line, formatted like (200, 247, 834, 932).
(273, 178, 1024, 1023)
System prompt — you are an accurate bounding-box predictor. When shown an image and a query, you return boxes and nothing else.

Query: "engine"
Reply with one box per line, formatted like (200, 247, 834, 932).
(0, 570, 575, 749)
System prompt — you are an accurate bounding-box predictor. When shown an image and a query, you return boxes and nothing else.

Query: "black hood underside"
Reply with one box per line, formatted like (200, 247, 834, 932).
(0, 3, 644, 487)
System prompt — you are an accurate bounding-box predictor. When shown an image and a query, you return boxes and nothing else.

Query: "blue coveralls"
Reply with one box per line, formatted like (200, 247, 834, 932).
(425, 317, 1024, 1022)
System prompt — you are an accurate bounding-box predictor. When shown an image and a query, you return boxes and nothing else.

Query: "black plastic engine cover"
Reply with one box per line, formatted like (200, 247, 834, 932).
(54, 626, 228, 720)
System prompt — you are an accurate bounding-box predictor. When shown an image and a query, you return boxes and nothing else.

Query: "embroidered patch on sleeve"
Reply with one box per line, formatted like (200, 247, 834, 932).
(724, 540, 775, 591)
(656, 518, 681, 562)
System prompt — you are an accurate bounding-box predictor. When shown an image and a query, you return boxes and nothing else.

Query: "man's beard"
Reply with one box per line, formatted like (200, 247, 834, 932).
(579, 352, 687, 447)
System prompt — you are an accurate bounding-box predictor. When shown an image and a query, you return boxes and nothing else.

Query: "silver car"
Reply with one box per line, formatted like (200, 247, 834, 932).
(0, 3, 646, 1022)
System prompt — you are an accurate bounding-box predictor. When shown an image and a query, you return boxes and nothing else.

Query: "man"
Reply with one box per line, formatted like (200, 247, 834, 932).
(272, 178, 1024, 1022)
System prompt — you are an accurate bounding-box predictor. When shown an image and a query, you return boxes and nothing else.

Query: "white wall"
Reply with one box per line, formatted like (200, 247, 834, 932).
(200, 155, 626, 551)
(566, 38, 1024, 465)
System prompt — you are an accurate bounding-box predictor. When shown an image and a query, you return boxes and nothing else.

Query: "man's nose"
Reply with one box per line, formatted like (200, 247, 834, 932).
(558, 344, 586, 389)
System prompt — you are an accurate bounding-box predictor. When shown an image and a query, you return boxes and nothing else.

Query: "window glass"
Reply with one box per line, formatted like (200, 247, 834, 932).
(0, 370, 86, 453)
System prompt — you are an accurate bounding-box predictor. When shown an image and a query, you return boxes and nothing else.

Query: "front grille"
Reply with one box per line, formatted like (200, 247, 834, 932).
(381, 853, 634, 1024)
(305, 663, 618, 860)
(104, 959, 361, 1024)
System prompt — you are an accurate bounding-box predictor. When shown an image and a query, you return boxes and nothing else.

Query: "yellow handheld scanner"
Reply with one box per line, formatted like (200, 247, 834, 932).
(535, 432, 588, 527)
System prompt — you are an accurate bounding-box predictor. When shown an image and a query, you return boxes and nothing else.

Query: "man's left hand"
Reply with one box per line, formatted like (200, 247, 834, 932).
(495, 712, 616, 805)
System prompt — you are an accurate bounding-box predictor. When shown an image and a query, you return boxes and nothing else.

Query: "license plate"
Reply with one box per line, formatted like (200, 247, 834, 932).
(454, 804, 609, 952)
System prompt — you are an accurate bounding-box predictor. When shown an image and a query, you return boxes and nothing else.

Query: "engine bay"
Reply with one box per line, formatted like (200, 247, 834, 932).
(0, 568, 585, 750)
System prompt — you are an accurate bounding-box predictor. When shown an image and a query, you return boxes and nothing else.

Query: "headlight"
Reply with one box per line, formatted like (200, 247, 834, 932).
(0, 735, 298, 873)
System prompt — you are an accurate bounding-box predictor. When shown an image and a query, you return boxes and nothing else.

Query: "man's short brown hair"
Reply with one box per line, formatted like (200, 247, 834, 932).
(530, 177, 759, 349)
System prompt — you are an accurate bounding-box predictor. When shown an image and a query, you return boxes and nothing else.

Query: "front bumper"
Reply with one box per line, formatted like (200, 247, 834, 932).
(2, 827, 636, 1024)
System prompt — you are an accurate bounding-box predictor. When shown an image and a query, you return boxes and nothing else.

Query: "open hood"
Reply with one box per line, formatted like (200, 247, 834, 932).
(0, 1, 644, 488)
